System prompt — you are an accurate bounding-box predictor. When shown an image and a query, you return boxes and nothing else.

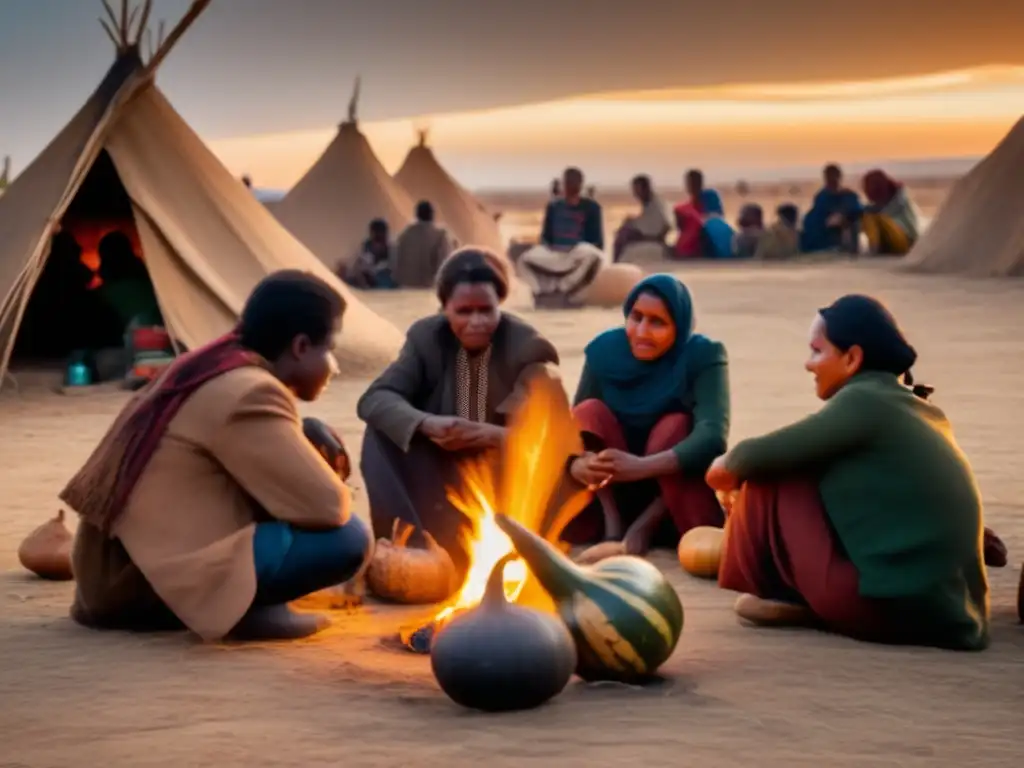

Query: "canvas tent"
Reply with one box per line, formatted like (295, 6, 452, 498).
(272, 79, 415, 272)
(394, 130, 504, 253)
(0, 0, 402, 389)
(906, 116, 1024, 277)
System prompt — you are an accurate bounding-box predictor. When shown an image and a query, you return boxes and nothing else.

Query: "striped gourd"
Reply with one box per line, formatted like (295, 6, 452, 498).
(496, 514, 684, 683)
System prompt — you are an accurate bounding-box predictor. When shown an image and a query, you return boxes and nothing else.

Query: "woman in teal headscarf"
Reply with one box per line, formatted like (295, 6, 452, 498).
(563, 273, 730, 558)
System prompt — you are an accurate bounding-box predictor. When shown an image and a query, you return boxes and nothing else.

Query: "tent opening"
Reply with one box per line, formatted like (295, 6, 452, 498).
(12, 150, 165, 371)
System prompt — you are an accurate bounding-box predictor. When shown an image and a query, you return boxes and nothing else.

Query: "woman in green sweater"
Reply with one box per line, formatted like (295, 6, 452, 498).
(563, 273, 729, 560)
(707, 294, 996, 650)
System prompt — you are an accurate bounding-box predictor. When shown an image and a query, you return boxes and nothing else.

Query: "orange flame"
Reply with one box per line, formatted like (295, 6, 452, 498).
(431, 372, 590, 624)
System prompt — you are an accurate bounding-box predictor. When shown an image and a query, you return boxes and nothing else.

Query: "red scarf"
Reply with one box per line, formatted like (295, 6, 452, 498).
(60, 333, 264, 532)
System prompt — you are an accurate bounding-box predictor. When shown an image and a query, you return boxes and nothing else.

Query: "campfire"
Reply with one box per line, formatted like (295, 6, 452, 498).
(400, 374, 589, 653)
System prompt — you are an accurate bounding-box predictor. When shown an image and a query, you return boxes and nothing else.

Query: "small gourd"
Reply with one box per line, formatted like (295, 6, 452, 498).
(366, 519, 459, 604)
(18, 509, 74, 581)
(496, 514, 683, 684)
(677, 526, 725, 579)
(430, 553, 577, 712)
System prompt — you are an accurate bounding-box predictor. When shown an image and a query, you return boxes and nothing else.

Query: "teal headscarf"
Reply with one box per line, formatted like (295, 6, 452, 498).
(583, 273, 714, 431)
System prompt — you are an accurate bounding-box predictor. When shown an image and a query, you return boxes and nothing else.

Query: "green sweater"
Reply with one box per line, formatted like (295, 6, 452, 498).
(573, 341, 730, 476)
(726, 371, 989, 650)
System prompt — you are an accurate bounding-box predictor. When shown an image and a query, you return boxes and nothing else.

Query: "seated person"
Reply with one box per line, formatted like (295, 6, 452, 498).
(800, 164, 862, 253)
(342, 218, 397, 289)
(673, 169, 726, 258)
(754, 203, 801, 260)
(613, 174, 671, 261)
(357, 248, 560, 579)
(707, 295, 1005, 650)
(861, 169, 919, 256)
(392, 200, 456, 288)
(518, 166, 605, 308)
(62, 270, 370, 641)
(562, 274, 727, 560)
(733, 203, 765, 259)
(96, 231, 163, 333)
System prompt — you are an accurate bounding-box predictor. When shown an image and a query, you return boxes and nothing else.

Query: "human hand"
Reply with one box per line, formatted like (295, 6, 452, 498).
(452, 422, 505, 451)
(303, 418, 351, 481)
(419, 416, 465, 449)
(592, 448, 650, 483)
(717, 489, 739, 516)
(705, 454, 739, 493)
(570, 453, 613, 490)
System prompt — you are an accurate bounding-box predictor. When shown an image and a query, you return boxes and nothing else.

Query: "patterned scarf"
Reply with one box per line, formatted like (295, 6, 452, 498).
(454, 346, 492, 422)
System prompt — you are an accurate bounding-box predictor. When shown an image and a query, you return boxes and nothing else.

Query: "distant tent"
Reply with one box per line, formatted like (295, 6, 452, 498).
(273, 78, 414, 272)
(905, 116, 1024, 277)
(0, 0, 402, 388)
(394, 130, 504, 253)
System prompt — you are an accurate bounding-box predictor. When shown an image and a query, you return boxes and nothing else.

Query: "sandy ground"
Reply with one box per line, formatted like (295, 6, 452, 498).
(1, 261, 1022, 767)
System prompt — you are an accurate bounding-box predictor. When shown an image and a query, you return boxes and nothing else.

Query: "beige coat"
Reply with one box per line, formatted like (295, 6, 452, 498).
(393, 221, 455, 288)
(71, 367, 351, 641)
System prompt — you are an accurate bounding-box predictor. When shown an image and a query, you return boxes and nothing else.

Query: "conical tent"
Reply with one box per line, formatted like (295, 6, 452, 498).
(394, 130, 504, 253)
(272, 79, 415, 272)
(0, 1, 402, 388)
(905, 116, 1024, 277)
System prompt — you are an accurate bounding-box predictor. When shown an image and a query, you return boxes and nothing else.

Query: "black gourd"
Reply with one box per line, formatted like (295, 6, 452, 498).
(430, 553, 577, 712)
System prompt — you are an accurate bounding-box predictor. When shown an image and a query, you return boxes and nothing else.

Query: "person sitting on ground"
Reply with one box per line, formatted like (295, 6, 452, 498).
(518, 167, 605, 308)
(357, 248, 560, 584)
(754, 203, 801, 260)
(96, 231, 163, 334)
(861, 169, 919, 256)
(707, 294, 1007, 650)
(392, 200, 456, 288)
(62, 270, 371, 642)
(342, 218, 397, 289)
(800, 164, 862, 253)
(673, 169, 726, 259)
(562, 274, 728, 562)
(613, 174, 671, 262)
(733, 203, 765, 259)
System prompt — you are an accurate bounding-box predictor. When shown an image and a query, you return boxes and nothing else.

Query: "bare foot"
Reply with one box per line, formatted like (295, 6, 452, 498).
(734, 594, 815, 627)
(229, 604, 330, 641)
(575, 540, 626, 565)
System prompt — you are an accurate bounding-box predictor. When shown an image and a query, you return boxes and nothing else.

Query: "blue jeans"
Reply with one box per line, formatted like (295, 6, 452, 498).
(251, 517, 371, 606)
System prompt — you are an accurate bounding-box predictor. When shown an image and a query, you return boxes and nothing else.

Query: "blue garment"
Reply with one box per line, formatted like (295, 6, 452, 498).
(252, 518, 370, 607)
(801, 187, 862, 252)
(703, 217, 736, 258)
(540, 197, 605, 249)
(699, 189, 724, 216)
(583, 273, 718, 432)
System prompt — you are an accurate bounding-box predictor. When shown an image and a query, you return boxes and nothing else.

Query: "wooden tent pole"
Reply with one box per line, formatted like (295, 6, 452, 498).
(100, 0, 122, 47)
(144, 0, 212, 75)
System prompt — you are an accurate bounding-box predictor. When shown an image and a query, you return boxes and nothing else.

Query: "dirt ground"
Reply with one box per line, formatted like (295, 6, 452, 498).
(1, 261, 1021, 767)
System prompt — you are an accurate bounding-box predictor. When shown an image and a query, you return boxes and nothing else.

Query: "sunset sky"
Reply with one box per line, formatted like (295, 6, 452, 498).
(2, 1, 1023, 189)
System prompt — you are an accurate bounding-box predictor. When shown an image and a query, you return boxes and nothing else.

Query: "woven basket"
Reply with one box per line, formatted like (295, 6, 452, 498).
(367, 520, 460, 604)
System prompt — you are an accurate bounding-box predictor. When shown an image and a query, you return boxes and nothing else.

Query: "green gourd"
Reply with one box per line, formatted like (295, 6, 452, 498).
(496, 514, 684, 683)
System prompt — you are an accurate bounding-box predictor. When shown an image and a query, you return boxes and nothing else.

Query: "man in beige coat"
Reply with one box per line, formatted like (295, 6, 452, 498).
(392, 200, 456, 288)
(62, 271, 370, 642)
